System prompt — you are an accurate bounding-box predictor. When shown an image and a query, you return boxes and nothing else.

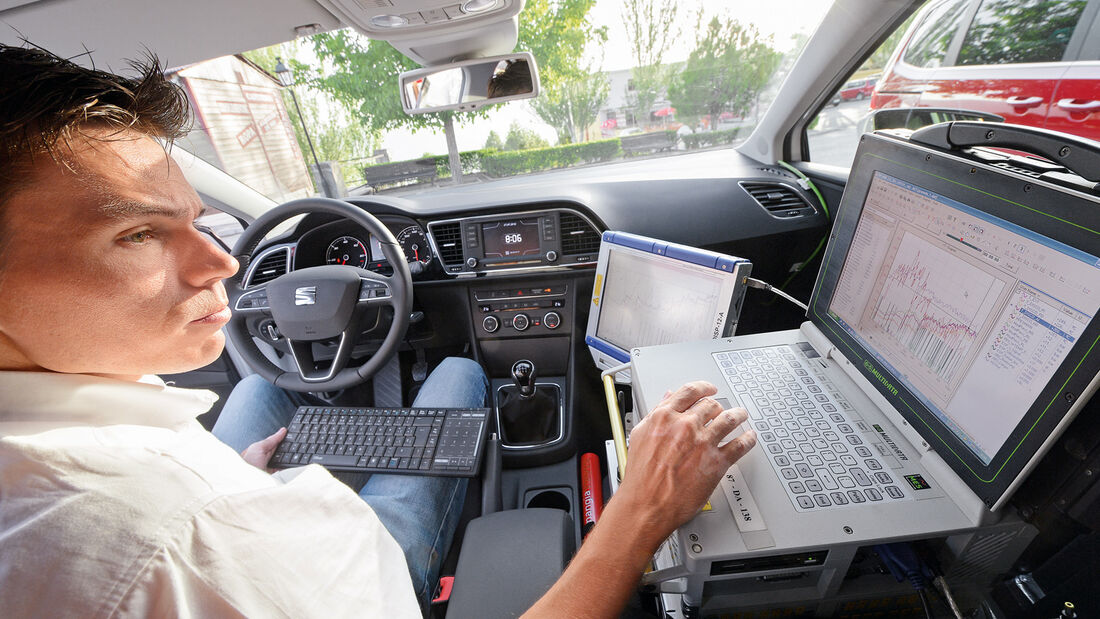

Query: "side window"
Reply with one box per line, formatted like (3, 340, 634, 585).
(902, 0, 971, 68)
(957, 0, 1087, 65)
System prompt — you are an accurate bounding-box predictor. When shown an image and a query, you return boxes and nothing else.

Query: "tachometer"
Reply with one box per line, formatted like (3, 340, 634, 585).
(396, 226, 432, 267)
(326, 236, 369, 268)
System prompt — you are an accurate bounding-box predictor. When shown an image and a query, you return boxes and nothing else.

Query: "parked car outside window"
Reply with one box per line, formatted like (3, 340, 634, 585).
(809, 0, 1100, 167)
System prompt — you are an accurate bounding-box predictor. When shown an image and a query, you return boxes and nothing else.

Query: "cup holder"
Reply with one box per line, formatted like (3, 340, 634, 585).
(524, 488, 573, 514)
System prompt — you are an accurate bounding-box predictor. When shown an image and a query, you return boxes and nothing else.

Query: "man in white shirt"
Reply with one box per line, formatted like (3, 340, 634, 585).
(0, 44, 756, 617)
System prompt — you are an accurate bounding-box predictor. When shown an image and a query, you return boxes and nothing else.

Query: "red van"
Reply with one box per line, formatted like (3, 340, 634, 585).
(871, 0, 1100, 142)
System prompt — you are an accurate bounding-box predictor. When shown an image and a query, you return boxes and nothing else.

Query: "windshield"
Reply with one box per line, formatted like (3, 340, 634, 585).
(172, 0, 834, 199)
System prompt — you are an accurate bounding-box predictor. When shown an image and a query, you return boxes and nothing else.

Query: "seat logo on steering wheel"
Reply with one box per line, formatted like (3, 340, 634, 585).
(294, 286, 317, 306)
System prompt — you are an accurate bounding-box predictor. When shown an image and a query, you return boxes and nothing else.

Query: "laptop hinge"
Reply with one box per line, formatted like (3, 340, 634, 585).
(798, 321, 834, 359)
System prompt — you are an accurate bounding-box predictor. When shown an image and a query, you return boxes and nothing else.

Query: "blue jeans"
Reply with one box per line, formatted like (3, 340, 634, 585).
(212, 357, 489, 611)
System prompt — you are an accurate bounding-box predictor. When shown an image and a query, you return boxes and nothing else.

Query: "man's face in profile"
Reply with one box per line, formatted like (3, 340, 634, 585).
(0, 128, 240, 378)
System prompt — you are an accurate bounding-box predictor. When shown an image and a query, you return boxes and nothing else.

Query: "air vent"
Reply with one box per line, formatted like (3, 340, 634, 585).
(756, 166, 796, 179)
(431, 222, 464, 265)
(247, 248, 289, 286)
(741, 182, 814, 218)
(559, 212, 601, 255)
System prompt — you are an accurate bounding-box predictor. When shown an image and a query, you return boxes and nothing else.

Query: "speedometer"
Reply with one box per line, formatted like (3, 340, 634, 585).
(396, 226, 432, 267)
(326, 236, 368, 268)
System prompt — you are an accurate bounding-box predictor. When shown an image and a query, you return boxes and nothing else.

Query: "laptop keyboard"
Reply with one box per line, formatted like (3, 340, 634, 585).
(714, 345, 911, 512)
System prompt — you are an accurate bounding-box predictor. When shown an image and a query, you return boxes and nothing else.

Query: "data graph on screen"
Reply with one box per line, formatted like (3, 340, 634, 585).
(867, 231, 1005, 388)
(596, 249, 724, 350)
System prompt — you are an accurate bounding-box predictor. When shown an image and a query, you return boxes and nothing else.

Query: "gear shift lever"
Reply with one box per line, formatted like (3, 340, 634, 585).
(498, 358, 560, 445)
(511, 360, 537, 398)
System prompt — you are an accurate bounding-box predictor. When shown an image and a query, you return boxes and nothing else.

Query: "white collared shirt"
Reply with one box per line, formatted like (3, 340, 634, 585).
(0, 371, 420, 618)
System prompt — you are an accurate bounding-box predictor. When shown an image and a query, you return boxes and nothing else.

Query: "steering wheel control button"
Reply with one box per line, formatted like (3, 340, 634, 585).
(260, 321, 281, 341)
(358, 280, 390, 300)
(543, 311, 561, 329)
(482, 315, 500, 333)
(235, 289, 269, 311)
(512, 313, 530, 331)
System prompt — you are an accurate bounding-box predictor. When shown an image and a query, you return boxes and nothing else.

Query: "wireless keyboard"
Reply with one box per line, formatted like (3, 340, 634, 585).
(269, 406, 491, 477)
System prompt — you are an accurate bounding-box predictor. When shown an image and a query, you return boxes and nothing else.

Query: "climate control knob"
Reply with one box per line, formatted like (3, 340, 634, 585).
(482, 315, 500, 333)
(543, 311, 561, 329)
(512, 313, 530, 331)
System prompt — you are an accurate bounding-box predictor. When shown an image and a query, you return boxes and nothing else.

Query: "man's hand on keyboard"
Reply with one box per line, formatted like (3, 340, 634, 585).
(619, 381, 757, 545)
(241, 427, 287, 472)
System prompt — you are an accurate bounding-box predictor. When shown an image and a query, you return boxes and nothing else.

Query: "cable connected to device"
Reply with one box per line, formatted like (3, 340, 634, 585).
(744, 277, 809, 311)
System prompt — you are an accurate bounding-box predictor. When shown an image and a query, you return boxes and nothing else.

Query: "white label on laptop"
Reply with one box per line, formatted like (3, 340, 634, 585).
(719, 464, 768, 532)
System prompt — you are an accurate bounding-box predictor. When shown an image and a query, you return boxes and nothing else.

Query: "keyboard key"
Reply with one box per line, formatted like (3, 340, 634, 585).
(837, 476, 855, 489)
(807, 455, 823, 467)
(774, 455, 790, 466)
(795, 463, 815, 478)
(818, 471, 839, 490)
(854, 446, 872, 457)
(847, 490, 866, 503)
(813, 494, 831, 507)
(885, 486, 905, 499)
(806, 479, 823, 492)
(310, 454, 359, 467)
(797, 496, 814, 509)
(874, 472, 893, 484)
(851, 468, 872, 487)
(865, 459, 882, 471)
(781, 467, 798, 480)
(830, 492, 849, 505)
(865, 488, 883, 501)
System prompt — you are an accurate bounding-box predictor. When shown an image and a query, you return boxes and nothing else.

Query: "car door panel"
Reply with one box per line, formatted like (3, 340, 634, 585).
(1045, 61, 1100, 141)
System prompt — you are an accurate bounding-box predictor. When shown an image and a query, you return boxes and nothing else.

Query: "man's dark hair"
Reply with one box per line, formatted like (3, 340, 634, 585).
(487, 59, 533, 99)
(0, 44, 191, 264)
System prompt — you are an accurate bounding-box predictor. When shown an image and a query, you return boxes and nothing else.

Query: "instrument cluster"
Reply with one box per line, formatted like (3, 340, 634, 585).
(297, 217, 435, 277)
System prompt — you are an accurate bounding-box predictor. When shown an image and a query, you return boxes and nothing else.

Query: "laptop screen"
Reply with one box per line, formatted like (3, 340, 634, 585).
(828, 171, 1100, 465)
(809, 133, 1100, 509)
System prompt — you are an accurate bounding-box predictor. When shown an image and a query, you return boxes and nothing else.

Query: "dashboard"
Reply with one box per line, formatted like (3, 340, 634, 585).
(242, 207, 607, 288)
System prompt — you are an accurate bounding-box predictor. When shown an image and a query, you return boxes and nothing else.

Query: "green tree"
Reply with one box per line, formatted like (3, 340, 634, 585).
(503, 122, 549, 151)
(518, 0, 608, 140)
(484, 130, 503, 150)
(667, 17, 781, 129)
(531, 70, 609, 143)
(621, 0, 681, 127)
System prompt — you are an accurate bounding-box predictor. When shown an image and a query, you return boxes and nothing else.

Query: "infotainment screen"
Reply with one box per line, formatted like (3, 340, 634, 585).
(482, 218, 541, 258)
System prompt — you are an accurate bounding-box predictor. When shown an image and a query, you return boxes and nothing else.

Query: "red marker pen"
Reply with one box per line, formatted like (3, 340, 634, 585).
(580, 452, 603, 539)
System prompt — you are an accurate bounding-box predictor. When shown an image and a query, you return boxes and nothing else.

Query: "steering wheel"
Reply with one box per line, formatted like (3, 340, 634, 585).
(225, 198, 412, 392)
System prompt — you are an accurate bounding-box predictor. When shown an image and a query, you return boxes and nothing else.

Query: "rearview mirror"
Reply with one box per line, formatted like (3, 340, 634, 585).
(399, 52, 540, 115)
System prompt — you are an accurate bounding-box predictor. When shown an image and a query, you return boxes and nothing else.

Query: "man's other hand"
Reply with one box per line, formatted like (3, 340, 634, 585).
(240, 427, 287, 471)
(617, 381, 756, 545)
